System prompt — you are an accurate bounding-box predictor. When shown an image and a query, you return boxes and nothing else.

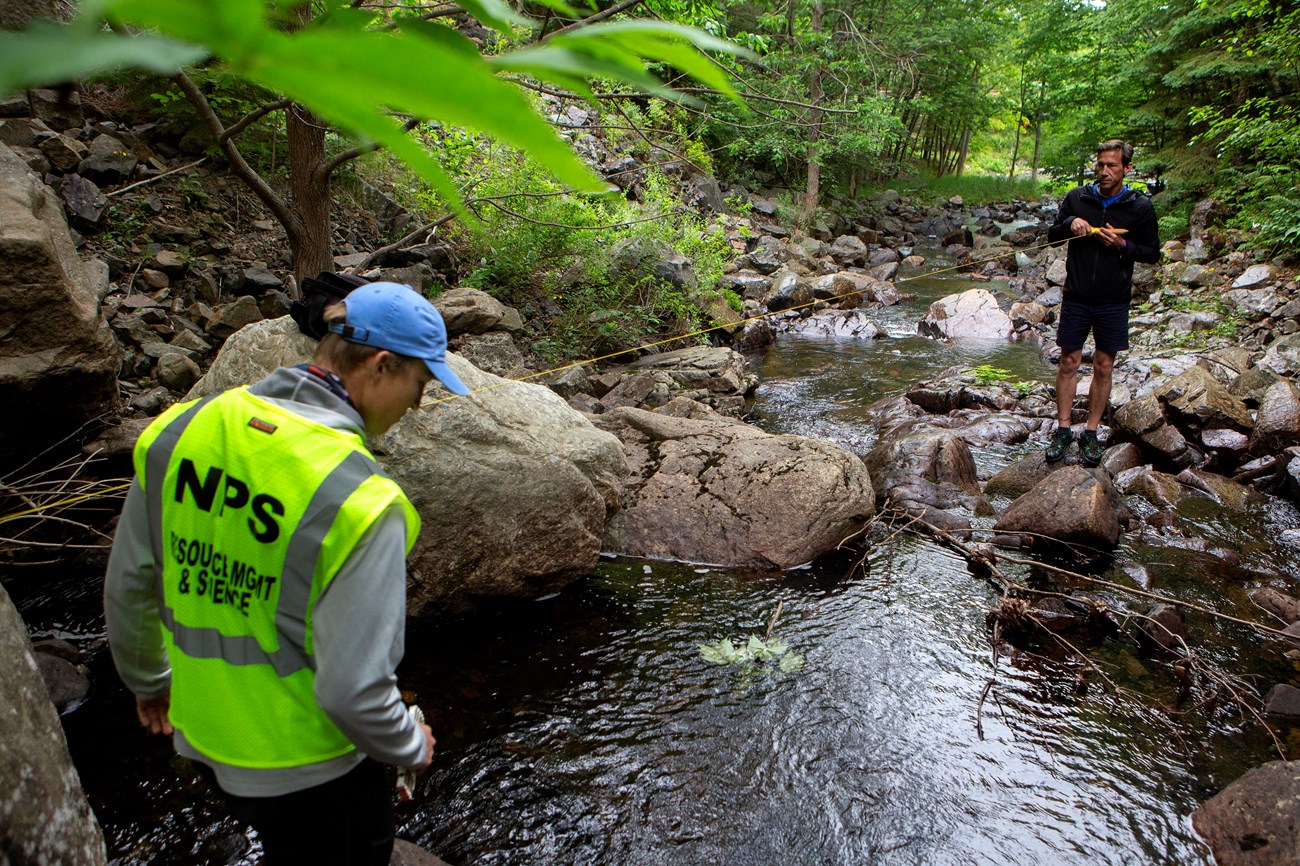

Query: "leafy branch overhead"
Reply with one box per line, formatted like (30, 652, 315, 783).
(0, 0, 752, 210)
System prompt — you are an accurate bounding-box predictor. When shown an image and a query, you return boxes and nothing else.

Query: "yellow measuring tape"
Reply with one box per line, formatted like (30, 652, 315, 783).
(1, 229, 1078, 523)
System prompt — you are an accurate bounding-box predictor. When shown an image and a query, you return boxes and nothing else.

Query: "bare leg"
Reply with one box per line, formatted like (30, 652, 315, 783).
(1087, 349, 1116, 430)
(1056, 348, 1082, 427)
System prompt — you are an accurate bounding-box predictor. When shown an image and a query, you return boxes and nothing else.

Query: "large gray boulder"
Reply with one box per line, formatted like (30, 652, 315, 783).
(432, 287, 523, 336)
(1262, 334, 1300, 378)
(188, 317, 628, 614)
(0, 584, 107, 866)
(1155, 365, 1253, 434)
(593, 407, 874, 568)
(994, 466, 1128, 549)
(918, 288, 1013, 340)
(0, 143, 121, 466)
(1193, 761, 1300, 866)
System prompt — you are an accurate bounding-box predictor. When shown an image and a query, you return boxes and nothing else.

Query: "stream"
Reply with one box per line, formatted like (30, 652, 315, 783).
(10, 247, 1299, 865)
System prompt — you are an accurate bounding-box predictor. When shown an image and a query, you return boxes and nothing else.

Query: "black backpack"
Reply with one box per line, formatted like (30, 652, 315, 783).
(289, 272, 369, 339)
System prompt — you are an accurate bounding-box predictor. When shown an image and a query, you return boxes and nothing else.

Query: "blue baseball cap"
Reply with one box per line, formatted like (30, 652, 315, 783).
(328, 282, 470, 396)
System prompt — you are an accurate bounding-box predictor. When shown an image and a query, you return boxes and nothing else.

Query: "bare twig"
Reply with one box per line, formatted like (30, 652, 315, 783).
(542, 0, 645, 41)
(106, 158, 208, 198)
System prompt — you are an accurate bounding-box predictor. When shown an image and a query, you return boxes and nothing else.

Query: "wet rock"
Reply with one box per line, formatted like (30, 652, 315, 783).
(34, 652, 90, 714)
(1009, 301, 1049, 325)
(984, 452, 1059, 499)
(1193, 761, 1300, 866)
(1155, 366, 1253, 434)
(951, 413, 1030, 446)
(434, 287, 523, 336)
(868, 261, 899, 282)
(1100, 441, 1144, 475)
(1249, 587, 1300, 625)
(1174, 468, 1253, 510)
(918, 288, 1013, 340)
(1137, 603, 1188, 654)
(1265, 684, 1300, 722)
(1201, 428, 1249, 460)
(0, 584, 108, 866)
(593, 407, 874, 568)
(734, 317, 774, 350)
(864, 425, 979, 500)
(779, 310, 885, 339)
(994, 466, 1128, 549)
(1114, 465, 1185, 508)
(0, 145, 121, 466)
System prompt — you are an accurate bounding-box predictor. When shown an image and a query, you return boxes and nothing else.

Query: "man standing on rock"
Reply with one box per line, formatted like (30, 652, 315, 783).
(105, 282, 468, 865)
(1045, 139, 1160, 466)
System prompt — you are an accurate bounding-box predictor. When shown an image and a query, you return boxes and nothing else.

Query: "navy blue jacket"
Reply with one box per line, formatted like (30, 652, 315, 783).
(1047, 185, 1160, 305)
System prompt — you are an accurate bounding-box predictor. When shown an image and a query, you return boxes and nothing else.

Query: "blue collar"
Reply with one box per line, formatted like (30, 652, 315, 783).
(1092, 183, 1127, 208)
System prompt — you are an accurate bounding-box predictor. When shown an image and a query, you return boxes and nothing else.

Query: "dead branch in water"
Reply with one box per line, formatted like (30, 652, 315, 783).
(876, 505, 1288, 758)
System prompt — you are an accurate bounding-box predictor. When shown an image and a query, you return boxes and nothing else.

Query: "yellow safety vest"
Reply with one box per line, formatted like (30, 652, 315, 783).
(133, 386, 420, 768)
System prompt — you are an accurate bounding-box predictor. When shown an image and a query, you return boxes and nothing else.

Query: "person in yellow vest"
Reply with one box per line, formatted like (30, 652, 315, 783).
(105, 282, 469, 865)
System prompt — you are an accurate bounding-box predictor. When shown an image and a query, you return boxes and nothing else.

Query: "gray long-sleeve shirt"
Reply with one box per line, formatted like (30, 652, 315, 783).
(104, 366, 425, 797)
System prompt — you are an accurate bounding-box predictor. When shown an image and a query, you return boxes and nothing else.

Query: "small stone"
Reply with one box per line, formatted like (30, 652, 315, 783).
(138, 268, 169, 290)
(155, 353, 202, 392)
(152, 249, 188, 278)
(1265, 683, 1300, 722)
(237, 264, 283, 296)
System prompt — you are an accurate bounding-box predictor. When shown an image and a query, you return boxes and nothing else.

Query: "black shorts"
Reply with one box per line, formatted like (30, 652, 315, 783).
(1056, 299, 1129, 353)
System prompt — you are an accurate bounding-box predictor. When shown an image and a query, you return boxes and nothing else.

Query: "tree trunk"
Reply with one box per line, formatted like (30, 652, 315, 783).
(287, 102, 333, 281)
(955, 124, 971, 177)
(1008, 70, 1025, 185)
(802, 0, 824, 221)
(1030, 80, 1045, 183)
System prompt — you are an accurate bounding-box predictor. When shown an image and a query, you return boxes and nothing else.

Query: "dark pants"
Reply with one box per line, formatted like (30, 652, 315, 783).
(222, 759, 395, 866)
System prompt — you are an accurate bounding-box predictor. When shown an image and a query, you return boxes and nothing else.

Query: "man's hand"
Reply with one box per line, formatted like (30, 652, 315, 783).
(136, 695, 173, 735)
(1070, 217, 1093, 237)
(417, 722, 436, 772)
(1095, 222, 1126, 250)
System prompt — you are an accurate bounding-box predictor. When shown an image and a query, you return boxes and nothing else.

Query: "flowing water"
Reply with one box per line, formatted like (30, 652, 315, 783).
(11, 248, 1300, 865)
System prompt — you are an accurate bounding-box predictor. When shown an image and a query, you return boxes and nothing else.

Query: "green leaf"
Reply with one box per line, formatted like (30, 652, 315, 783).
(778, 652, 804, 672)
(244, 27, 603, 195)
(0, 22, 207, 97)
(699, 638, 737, 664)
(399, 19, 483, 61)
